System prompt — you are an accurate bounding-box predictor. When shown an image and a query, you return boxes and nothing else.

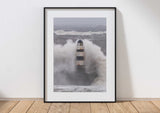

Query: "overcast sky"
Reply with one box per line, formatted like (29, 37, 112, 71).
(54, 18, 106, 26)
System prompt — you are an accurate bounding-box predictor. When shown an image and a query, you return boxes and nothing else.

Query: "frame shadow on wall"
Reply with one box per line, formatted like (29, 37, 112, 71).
(117, 10, 133, 100)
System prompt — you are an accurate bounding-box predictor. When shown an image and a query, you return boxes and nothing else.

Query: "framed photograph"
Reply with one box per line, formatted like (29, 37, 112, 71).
(44, 7, 116, 102)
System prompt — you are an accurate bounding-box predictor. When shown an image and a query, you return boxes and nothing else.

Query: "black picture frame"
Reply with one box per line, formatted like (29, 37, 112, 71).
(44, 7, 116, 103)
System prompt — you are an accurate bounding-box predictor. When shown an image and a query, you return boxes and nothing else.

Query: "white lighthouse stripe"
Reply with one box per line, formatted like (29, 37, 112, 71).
(77, 46, 84, 50)
(76, 61, 84, 65)
(76, 52, 84, 56)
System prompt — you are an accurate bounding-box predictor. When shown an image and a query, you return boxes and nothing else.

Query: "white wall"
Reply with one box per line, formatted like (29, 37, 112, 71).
(0, 0, 160, 99)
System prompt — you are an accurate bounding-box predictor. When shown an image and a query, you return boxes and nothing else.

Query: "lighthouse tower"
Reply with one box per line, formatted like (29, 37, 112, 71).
(76, 40, 85, 68)
(75, 40, 91, 85)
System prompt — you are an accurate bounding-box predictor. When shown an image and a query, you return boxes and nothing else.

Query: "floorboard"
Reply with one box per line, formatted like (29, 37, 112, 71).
(9, 100, 34, 113)
(107, 101, 138, 113)
(152, 101, 160, 110)
(48, 103, 70, 113)
(131, 101, 160, 113)
(0, 101, 18, 113)
(27, 101, 50, 113)
(91, 103, 110, 113)
(70, 103, 91, 113)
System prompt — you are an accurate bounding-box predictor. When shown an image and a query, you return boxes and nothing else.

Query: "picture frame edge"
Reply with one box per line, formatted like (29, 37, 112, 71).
(43, 7, 117, 103)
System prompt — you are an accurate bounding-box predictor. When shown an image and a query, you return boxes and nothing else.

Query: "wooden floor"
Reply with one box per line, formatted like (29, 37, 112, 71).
(0, 100, 160, 113)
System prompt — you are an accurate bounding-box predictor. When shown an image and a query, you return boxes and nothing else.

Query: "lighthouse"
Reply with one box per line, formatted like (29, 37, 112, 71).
(76, 40, 85, 68)
(75, 40, 91, 85)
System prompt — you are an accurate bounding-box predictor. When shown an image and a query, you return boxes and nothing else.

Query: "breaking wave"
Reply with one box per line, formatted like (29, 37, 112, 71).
(54, 39, 106, 92)
(54, 30, 106, 36)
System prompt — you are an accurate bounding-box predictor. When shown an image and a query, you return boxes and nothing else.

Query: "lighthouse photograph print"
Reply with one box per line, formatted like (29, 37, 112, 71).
(54, 18, 106, 92)
(44, 7, 116, 102)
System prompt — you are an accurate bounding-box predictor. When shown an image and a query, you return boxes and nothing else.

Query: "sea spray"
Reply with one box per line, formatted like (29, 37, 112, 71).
(54, 39, 106, 91)
(83, 39, 106, 86)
